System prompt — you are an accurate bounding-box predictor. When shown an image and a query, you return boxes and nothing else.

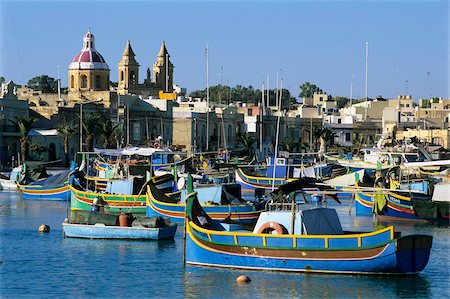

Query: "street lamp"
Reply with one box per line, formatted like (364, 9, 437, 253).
(80, 98, 102, 151)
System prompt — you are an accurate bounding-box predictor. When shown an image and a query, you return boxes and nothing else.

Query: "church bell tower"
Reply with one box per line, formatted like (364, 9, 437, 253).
(153, 41, 174, 93)
(118, 40, 140, 95)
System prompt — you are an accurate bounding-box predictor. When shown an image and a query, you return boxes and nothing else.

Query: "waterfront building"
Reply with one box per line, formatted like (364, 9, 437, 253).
(172, 101, 243, 152)
(0, 81, 29, 169)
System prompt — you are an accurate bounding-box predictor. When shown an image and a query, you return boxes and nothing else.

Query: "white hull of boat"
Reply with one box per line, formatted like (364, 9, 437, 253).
(0, 178, 18, 190)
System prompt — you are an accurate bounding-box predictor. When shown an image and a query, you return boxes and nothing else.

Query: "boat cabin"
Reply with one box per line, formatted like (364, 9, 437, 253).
(248, 208, 344, 236)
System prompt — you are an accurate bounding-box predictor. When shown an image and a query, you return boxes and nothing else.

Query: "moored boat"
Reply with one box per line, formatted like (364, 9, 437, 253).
(69, 184, 147, 215)
(184, 186, 433, 275)
(146, 175, 265, 223)
(18, 170, 70, 201)
(62, 214, 177, 240)
(355, 181, 450, 223)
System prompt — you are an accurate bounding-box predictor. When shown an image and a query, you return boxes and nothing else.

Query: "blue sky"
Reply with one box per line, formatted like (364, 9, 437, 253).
(1, 0, 448, 100)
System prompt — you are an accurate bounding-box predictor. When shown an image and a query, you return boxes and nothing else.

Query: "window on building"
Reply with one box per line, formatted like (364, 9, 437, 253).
(133, 123, 140, 141)
(338, 119, 341, 124)
(70, 76, 74, 89)
(345, 133, 351, 142)
(81, 75, 88, 88)
(120, 71, 124, 82)
(95, 76, 101, 89)
(130, 71, 136, 85)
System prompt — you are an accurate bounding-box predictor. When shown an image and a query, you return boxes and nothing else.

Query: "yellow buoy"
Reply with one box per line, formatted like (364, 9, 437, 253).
(236, 275, 251, 283)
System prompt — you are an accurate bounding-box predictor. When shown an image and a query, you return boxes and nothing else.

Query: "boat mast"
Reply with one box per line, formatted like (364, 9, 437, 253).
(364, 41, 368, 120)
(165, 53, 169, 93)
(271, 73, 282, 191)
(205, 44, 210, 151)
(57, 65, 61, 101)
(350, 75, 353, 107)
(260, 81, 264, 153)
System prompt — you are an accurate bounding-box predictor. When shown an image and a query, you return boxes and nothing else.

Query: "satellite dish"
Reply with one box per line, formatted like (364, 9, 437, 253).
(177, 177, 186, 190)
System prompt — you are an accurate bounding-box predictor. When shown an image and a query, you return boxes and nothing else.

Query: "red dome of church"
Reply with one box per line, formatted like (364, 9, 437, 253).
(69, 30, 109, 70)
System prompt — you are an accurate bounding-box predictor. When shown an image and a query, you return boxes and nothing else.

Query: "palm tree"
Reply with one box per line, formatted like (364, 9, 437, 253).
(9, 116, 38, 161)
(312, 125, 325, 151)
(280, 138, 298, 153)
(237, 133, 256, 157)
(83, 113, 101, 151)
(99, 119, 119, 149)
(320, 127, 335, 153)
(29, 142, 47, 160)
(56, 122, 77, 166)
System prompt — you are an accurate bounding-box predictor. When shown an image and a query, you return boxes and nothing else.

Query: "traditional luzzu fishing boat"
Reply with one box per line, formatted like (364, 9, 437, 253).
(354, 180, 450, 223)
(18, 170, 71, 201)
(62, 210, 177, 240)
(69, 167, 175, 214)
(235, 156, 332, 190)
(324, 145, 423, 175)
(146, 174, 265, 223)
(184, 178, 433, 275)
(69, 185, 147, 214)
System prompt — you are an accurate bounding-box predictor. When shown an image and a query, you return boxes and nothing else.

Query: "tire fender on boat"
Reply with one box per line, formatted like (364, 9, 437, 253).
(257, 221, 286, 234)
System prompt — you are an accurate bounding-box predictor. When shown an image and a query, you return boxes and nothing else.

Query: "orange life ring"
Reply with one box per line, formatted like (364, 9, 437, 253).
(257, 221, 286, 234)
(154, 141, 160, 149)
(218, 151, 223, 158)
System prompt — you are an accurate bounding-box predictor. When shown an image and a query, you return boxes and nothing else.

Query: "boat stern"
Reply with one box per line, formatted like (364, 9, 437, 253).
(395, 234, 433, 274)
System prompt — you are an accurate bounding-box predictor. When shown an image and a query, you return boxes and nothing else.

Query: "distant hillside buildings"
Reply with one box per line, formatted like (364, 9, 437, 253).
(0, 30, 449, 168)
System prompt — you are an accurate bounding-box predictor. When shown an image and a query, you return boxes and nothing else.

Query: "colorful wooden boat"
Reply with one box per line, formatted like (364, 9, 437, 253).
(184, 190, 433, 275)
(69, 185, 147, 214)
(235, 167, 293, 190)
(355, 181, 450, 222)
(146, 182, 265, 223)
(62, 221, 177, 240)
(69, 173, 175, 215)
(18, 170, 70, 201)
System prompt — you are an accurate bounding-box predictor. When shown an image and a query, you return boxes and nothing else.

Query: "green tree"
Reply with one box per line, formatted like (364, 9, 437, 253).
(29, 142, 47, 160)
(27, 75, 57, 93)
(82, 113, 101, 151)
(57, 122, 77, 166)
(334, 96, 350, 109)
(280, 138, 298, 153)
(99, 119, 119, 149)
(299, 82, 322, 99)
(321, 127, 335, 152)
(312, 125, 324, 151)
(236, 133, 256, 157)
(9, 116, 39, 161)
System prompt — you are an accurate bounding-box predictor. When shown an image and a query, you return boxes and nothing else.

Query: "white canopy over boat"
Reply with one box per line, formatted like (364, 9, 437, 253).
(94, 147, 171, 157)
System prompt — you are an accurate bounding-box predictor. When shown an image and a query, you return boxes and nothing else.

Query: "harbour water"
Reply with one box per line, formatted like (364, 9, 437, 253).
(1, 191, 449, 298)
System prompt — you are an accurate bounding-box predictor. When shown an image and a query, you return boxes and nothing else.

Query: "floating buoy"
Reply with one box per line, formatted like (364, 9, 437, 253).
(236, 275, 251, 283)
(38, 224, 50, 233)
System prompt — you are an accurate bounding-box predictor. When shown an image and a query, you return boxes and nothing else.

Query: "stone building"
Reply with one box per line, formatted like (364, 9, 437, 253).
(67, 31, 117, 108)
(0, 81, 29, 168)
(117, 40, 174, 97)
